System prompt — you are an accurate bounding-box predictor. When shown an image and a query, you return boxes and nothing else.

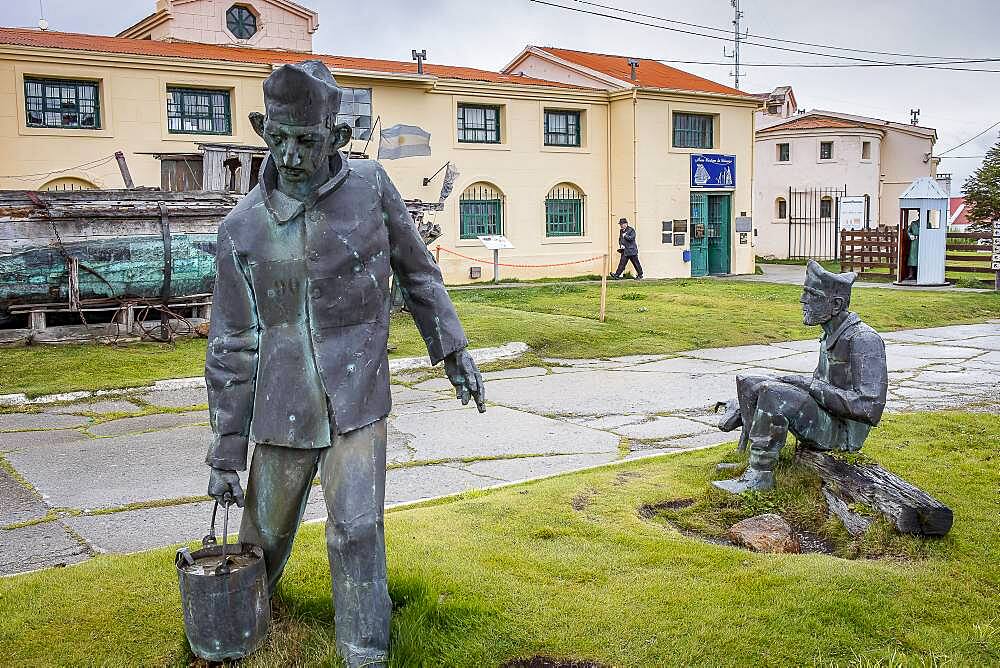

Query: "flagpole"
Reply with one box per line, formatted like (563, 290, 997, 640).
(363, 115, 382, 159)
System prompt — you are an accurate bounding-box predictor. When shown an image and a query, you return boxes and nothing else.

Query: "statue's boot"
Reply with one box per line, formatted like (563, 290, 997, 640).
(712, 415, 787, 494)
(715, 399, 743, 432)
(711, 466, 774, 494)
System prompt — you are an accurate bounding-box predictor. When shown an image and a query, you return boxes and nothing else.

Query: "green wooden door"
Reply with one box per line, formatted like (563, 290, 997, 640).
(689, 193, 708, 277)
(707, 194, 731, 275)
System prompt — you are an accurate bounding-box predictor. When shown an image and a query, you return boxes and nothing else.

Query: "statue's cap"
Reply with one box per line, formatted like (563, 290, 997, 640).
(804, 259, 857, 299)
(264, 60, 342, 126)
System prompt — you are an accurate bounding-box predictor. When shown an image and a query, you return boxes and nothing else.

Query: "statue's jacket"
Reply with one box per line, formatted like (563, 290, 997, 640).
(205, 155, 467, 471)
(809, 312, 888, 451)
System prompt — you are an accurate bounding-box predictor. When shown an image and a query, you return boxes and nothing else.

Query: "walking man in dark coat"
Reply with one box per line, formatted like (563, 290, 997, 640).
(203, 60, 485, 667)
(610, 217, 643, 279)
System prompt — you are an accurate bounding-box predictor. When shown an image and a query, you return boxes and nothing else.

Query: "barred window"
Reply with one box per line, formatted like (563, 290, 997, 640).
(457, 104, 500, 143)
(820, 141, 834, 160)
(820, 196, 833, 219)
(776, 197, 787, 219)
(459, 182, 503, 239)
(167, 88, 231, 135)
(545, 183, 584, 237)
(25, 78, 100, 129)
(544, 110, 580, 146)
(337, 87, 372, 140)
(672, 112, 713, 149)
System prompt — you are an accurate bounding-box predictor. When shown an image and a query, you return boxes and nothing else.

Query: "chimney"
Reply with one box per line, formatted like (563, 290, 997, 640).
(627, 58, 640, 81)
(411, 49, 427, 75)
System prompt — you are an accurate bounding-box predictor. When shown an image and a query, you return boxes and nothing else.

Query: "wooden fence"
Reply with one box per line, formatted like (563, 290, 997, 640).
(946, 231, 996, 287)
(840, 229, 897, 281)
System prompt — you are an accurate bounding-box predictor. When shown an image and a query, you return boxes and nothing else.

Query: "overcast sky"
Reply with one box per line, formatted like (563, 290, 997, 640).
(3, 0, 998, 191)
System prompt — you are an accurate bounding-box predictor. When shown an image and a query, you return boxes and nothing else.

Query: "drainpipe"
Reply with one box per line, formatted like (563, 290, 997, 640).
(631, 88, 638, 231)
(607, 97, 613, 270)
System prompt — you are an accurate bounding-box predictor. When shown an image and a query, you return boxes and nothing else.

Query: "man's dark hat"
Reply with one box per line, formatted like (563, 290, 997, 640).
(805, 259, 857, 300)
(618, 217, 629, 225)
(264, 60, 342, 126)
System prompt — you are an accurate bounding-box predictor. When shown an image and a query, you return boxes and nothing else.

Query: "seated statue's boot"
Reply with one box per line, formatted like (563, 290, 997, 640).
(711, 467, 775, 494)
(715, 399, 743, 432)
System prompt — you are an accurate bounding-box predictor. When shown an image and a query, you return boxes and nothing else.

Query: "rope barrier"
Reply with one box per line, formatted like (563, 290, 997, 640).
(436, 246, 606, 269)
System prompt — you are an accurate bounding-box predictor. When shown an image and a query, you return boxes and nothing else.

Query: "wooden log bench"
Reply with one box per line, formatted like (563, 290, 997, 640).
(796, 449, 954, 537)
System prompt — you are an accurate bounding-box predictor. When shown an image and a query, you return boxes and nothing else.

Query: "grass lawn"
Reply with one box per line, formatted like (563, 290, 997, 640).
(2, 279, 999, 397)
(2, 411, 998, 666)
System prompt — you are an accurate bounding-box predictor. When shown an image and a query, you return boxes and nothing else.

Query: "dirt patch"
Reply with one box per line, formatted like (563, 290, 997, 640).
(612, 471, 642, 486)
(503, 657, 610, 668)
(638, 498, 694, 518)
(570, 490, 592, 511)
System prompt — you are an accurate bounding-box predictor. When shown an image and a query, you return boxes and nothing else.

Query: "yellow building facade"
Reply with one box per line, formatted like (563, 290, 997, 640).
(0, 1, 759, 282)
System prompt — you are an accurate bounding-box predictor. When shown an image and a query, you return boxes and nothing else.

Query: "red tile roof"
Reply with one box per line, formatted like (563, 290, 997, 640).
(757, 115, 865, 132)
(536, 46, 755, 97)
(0, 28, 590, 89)
(950, 196, 969, 227)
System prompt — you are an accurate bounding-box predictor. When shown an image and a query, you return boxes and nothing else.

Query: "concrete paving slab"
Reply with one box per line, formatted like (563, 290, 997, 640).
(390, 399, 465, 416)
(885, 344, 981, 360)
(385, 464, 489, 505)
(548, 366, 592, 374)
(413, 378, 454, 392)
(486, 370, 739, 415)
(1, 427, 90, 451)
(0, 521, 90, 575)
(460, 452, 620, 482)
(480, 367, 549, 381)
(770, 339, 819, 352)
(626, 357, 745, 374)
(752, 352, 820, 373)
(0, 412, 90, 431)
(684, 345, 797, 364)
(0, 465, 45, 526)
(614, 416, 712, 440)
(543, 358, 623, 369)
(606, 354, 671, 365)
(390, 385, 440, 405)
(881, 331, 949, 343)
(665, 431, 737, 450)
(88, 411, 209, 437)
(391, 405, 619, 461)
(565, 414, 647, 430)
(949, 335, 1000, 350)
(143, 386, 208, 408)
(49, 400, 143, 415)
(7, 425, 216, 510)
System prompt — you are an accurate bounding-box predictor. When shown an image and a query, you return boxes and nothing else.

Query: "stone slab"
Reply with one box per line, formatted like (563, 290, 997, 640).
(480, 366, 549, 381)
(390, 399, 466, 416)
(565, 414, 647, 430)
(949, 335, 1000, 350)
(0, 412, 90, 431)
(87, 411, 209, 437)
(460, 452, 620, 482)
(885, 344, 980, 360)
(751, 352, 820, 373)
(0, 521, 90, 575)
(684, 345, 797, 364)
(385, 464, 490, 505)
(143, 386, 209, 408)
(627, 357, 745, 374)
(390, 385, 440, 405)
(0, 464, 46, 526)
(7, 424, 216, 510)
(49, 400, 144, 416)
(1, 427, 90, 451)
(391, 405, 619, 461)
(614, 416, 712, 440)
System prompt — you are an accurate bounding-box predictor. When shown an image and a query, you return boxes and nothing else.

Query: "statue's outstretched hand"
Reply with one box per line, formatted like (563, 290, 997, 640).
(444, 349, 486, 413)
(208, 467, 245, 507)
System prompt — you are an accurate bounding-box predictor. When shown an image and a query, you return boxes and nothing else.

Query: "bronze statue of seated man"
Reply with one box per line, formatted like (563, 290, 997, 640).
(714, 260, 888, 494)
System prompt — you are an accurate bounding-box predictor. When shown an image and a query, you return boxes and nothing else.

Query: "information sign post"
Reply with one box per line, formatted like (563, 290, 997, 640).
(477, 235, 514, 283)
(992, 221, 1000, 291)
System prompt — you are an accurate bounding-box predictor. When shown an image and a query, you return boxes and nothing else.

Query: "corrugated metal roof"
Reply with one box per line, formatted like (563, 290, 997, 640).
(900, 177, 948, 200)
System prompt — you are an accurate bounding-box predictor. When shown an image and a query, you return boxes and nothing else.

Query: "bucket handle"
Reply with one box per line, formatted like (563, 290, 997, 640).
(204, 498, 236, 575)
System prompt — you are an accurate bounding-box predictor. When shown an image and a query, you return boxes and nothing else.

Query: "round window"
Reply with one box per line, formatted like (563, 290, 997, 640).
(226, 5, 257, 39)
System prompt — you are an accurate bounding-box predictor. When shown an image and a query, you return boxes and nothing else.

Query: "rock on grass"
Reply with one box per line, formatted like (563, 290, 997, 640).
(728, 513, 801, 553)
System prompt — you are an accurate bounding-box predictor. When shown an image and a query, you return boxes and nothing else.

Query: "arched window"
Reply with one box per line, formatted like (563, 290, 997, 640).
(775, 197, 787, 220)
(545, 183, 584, 237)
(40, 176, 96, 191)
(820, 196, 833, 219)
(459, 182, 504, 239)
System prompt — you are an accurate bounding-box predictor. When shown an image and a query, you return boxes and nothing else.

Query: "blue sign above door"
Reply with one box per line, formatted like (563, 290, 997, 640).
(690, 154, 736, 189)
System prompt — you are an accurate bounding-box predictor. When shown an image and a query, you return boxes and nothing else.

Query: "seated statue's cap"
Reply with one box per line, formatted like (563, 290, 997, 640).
(264, 60, 342, 126)
(805, 259, 857, 299)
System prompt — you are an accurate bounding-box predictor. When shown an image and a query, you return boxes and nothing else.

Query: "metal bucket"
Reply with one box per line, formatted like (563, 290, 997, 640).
(176, 501, 270, 661)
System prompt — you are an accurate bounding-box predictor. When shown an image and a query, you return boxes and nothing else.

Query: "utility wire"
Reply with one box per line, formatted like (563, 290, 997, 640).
(0, 154, 116, 180)
(936, 120, 1000, 155)
(528, 0, 1000, 72)
(655, 58, 1000, 69)
(570, 0, 986, 61)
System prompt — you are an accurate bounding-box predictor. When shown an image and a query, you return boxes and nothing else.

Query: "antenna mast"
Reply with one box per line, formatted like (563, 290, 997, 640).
(723, 0, 746, 89)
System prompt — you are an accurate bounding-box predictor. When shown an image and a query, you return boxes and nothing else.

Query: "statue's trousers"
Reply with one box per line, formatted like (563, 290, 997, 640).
(238, 419, 391, 660)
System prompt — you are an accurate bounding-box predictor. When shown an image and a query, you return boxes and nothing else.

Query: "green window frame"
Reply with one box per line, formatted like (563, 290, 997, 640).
(544, 110, 580, 146)
(672, 112, 713, 149)
(457, 104, 500, 143)
(545, 199, 583, 236)
(24, 78, 100, 129)
(167, 87, 231, 135)
(226, 5, 257, 39)
(459, 200, 502, 239)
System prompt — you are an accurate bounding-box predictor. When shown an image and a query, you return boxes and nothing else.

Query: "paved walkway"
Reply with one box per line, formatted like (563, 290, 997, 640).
(734, 264, 994, 292)
(2, 322, 998, 575)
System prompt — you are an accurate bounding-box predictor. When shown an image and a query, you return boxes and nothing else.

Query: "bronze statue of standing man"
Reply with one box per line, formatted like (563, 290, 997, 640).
(204, 61, 485, 667)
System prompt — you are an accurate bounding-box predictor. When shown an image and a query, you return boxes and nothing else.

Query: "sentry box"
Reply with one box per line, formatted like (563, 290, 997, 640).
(897, 177, 949, 286)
